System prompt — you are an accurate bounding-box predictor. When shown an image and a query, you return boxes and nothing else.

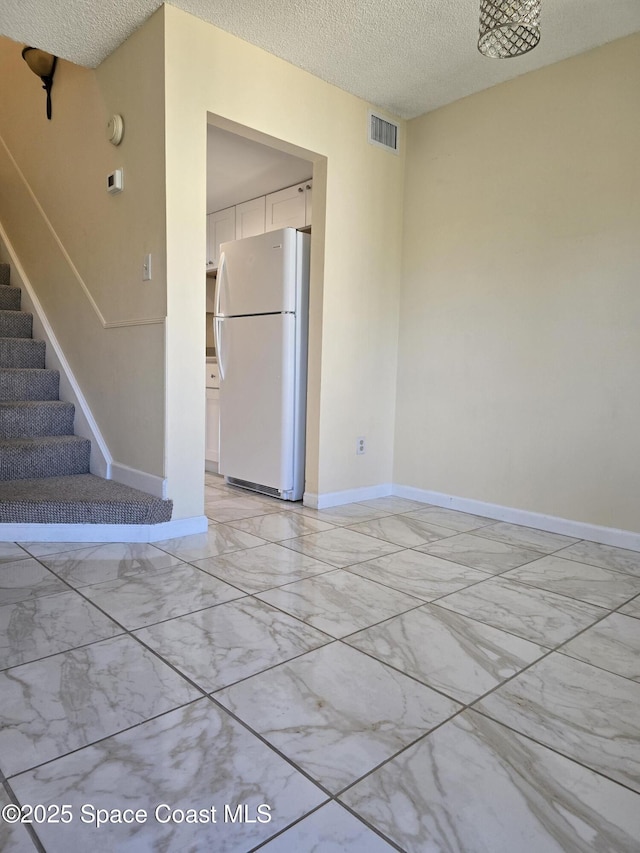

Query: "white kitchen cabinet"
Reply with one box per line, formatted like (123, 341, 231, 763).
(207, 181, 312, 270)
(207, 206, 236, 270)
(265, 181, 312, 231)
(235, 196, 266, 240)
(304, 180, 312, 227)
(205, 360, 220, 467)
(205, 388, 220, 464)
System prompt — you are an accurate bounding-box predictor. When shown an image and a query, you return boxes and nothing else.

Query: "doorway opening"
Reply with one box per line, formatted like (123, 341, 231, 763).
(204, 115, 326, 508)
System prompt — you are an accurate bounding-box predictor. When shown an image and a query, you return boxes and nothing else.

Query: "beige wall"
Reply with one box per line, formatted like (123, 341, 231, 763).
(395, 34, 640, 532)
(163, 5, 406, 514)
(0, 16, 167, 478)
(0, 5, 405, 520)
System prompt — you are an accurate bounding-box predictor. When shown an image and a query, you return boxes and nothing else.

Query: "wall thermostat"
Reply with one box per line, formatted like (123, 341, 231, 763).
(106, 114, 124, 146)
(107, 169, 123, 194)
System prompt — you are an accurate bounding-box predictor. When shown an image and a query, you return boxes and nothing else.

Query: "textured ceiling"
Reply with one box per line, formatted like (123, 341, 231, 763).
(2, 0, 640, 118)
(207, 126, 312, 212)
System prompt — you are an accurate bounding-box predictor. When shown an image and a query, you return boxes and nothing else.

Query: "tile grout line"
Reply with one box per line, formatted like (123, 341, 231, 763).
(493, 571, 640, 611)
(248, 798, 405, 853)
(1, 774, 48, 852)
(467, 706, 640, 798)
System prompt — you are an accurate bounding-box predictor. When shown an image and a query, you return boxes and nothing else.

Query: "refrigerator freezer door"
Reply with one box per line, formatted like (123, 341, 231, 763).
(218, 313, 297, 492)
(217, 228, 297, 317)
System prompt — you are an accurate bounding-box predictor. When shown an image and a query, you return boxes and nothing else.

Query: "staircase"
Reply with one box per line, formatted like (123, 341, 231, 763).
(0, 262, 172, 525)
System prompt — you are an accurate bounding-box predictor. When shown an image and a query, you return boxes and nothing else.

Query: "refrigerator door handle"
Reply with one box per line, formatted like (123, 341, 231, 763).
(214, 251, 226, 381)
(215, 251, 226, 317)
(214, 317, 225, 381)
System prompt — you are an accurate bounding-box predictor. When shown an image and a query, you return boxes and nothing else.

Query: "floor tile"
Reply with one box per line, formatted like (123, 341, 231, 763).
(80, 563, 244, 629)
(560, 613, 640, 682)
(0, 786, 37, 852)
(203, 485, 228, 500)
(346, 514, 457, 548)
(340, 710, 640, 853)
(204, 472, 225, 486)
(0, 559, 67, 606)
(257, 569, 422, 638)
(355, 496, 432, 514)
(194, 543, 333, 593)
(290, 503, 391, 526)
(217, 643, 460, 793)
(226, 510, 336, 541)
(476, 653, 640, 793)
(347, 549, 490, 601)
(620, 596, 640, 619)
(135, 597, 331, 692)
(402, 506, 495, 532)
(346, 604, 548, 704)
(154, 523, 266, 562)
(0, 635, 199, 776)
(418, 532, 541, 574)
(0, 543, 30, 564)
(10, 699, 325, 852)
(473, 521, 578, 553)
(282, 527, 401, 568)
(503, 555, 640, 609)
(436, 576, 605, 646)
(260, 801, 395, 852)
(18, 541, 106, 558)
(204, 495, 281, 523)
(37, 542, 183, 589)
(0, 590, 122, 670)
(556, 540, 640, 578)
(4, 490, 639, 850)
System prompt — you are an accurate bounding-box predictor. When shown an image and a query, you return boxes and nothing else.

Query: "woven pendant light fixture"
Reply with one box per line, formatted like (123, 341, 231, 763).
(478, 0, 541, 58)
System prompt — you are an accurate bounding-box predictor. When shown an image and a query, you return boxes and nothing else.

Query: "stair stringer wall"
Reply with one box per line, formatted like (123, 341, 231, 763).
(0, 227, 167, 499)
(0, 225, 108, 479)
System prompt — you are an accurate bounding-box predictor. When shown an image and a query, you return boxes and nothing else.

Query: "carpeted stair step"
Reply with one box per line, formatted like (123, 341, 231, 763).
(0, 310, 32, 338)
(0, 337, 45, 368)
(0, 474, 173, 524)
(0, 400, 75, 438)
(0, 434, 91, 480)
(0, 288, 21, 311)
(0, 263, 9, 287)
(0, 368, 60, 401)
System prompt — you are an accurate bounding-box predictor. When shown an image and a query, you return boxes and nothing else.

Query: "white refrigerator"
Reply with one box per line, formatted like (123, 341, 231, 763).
(213, 227, 310, 500)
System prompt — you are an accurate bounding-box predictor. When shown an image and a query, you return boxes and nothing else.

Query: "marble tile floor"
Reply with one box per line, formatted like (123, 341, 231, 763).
(0, 473, 638, 851)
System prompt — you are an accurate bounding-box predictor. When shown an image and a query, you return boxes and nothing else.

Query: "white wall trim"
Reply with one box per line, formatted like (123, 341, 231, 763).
(393, 484, 640, 552)
(110, 462, 167, 499)
(304, 483, 392, 509)
(0, 224, 111, 478)
(0, 515, 208, 543)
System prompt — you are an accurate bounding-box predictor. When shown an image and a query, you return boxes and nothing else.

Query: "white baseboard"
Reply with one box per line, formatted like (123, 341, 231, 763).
(110, 462, 167, 499)
(0, 515, 208, 543)
(393, 485, 640, 552)
(304, 483, 392, 509)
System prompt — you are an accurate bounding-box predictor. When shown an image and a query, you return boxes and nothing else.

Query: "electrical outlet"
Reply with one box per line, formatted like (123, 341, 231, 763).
(356, 436, 366, 455)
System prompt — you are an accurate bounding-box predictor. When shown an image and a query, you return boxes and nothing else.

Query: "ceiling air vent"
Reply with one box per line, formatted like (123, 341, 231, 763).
(368, 111, 399, 154)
